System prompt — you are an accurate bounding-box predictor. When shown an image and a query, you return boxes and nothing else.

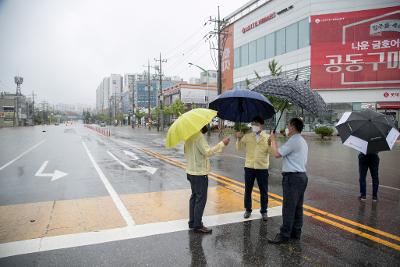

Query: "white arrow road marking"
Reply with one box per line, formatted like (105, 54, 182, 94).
(107, 151, 157, 174)
(0, 140, 46, 171)
(123, 150, 138, 160)
(35, 161, 68, 181)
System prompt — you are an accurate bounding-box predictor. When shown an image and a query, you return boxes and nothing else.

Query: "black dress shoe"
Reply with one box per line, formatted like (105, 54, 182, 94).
(268, 233, 289, 244)
(290, 232, 301, 240)
(194, 226, 212, 234)
(261, 213, 268, 221)
(243, 211, 251, 219)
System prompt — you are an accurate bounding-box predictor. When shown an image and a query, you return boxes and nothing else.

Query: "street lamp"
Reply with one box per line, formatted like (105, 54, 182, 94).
(188, 63, 210, 108)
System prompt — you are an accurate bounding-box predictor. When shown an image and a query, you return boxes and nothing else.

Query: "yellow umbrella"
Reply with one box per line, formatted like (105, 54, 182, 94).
(165, 108, 217, 148)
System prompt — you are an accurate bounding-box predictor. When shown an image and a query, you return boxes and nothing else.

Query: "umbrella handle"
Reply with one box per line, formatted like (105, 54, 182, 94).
(274, 101, 288, 132)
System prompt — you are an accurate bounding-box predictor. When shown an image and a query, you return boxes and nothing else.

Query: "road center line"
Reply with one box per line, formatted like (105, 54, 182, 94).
(82, 140, 135, 227)
(0, 139, 46, 171)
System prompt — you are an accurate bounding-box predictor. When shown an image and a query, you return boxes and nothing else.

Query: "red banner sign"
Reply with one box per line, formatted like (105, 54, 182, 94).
(221, 24, 234, 92)
(311, 6, 400, 90)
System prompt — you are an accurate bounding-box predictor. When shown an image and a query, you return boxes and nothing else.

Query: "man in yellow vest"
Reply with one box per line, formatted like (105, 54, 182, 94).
(185, 125, 230, 234)
(236, 116, 272, 221)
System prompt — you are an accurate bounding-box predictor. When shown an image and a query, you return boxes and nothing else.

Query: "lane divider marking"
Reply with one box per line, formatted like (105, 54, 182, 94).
(82, 140, 135, 227)
(0, 139, 46, 171)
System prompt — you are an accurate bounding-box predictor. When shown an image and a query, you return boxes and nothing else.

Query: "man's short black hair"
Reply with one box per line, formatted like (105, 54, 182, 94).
(289, 117, 304, 132)
(252, 116, 264, 125)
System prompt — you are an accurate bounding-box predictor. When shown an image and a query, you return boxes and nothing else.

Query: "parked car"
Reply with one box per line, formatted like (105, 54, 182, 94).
(100, 122, 106, 127)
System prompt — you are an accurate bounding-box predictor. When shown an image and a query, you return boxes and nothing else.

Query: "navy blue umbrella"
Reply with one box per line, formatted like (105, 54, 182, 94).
(209, 89, 275, 123)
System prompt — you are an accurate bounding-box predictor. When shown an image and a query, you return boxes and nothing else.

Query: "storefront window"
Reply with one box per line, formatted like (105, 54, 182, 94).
(298, 18, 310, 48)
(248, 40, 257, 64)
(286, 23, 298, 53)
(234, 47, 240, 68)
(276, 28, 286, 55)
(265, 32, 275, 59)
(240, 43, 249, 66)
(256, 36, 265, 62)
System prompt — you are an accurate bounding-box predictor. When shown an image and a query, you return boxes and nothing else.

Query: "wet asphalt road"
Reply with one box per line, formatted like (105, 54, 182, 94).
(0, 124, 399, 266)
(112, 126, 400, 236)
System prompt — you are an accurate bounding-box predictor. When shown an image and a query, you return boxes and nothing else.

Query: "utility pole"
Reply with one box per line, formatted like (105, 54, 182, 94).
(131, 76, 135, 128)
(147, 60, 151, 123)
(114, 93, 117, 124)
(154, 53, 167, 131)
(31, 91, 37, 125)
(217, 6, 222, 95)
(208, 6, 228, 131)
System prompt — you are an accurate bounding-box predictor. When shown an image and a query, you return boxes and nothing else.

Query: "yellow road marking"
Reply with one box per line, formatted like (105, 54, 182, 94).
(305, 211, 400, 252)
(132, 144, 400, 251)
(120, 186, 281, 225)
(0, 197, 125, 243)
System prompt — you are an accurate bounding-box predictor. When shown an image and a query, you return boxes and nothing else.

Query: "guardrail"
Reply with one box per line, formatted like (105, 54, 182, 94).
(84, 124, 111, 137)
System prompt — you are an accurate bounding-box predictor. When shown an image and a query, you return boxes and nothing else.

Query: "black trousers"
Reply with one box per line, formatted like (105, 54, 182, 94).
(244, 168, 269, 214)
(280, 172, 308, 239)
(187, 174, 208, 229)
(358, 153, 379, 197)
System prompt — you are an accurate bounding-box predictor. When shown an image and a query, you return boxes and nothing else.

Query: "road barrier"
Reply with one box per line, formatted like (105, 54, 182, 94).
(84, 124, 111, 137)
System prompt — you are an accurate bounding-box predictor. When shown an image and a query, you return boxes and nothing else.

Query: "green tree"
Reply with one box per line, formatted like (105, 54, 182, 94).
(116, 112, 124, 124)
(253, 59, 292, 114)
(171, 99, 185, 117)
(83, 111, 92, 124)
(163, 105, 173, 116)
(135, 110, 146, 123)
(96, 113, 108, 123)
(151, 107, 161, 120)
(315, 126, 334, 139)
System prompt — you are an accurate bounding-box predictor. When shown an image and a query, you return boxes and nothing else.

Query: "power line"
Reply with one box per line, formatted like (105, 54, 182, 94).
(164, 22, 209, 59)
(165, 38, 208, 73)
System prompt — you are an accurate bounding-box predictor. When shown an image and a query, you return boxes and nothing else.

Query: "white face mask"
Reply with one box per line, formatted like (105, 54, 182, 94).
(251, 125, 260, 133)
(285, 128, 289, 136)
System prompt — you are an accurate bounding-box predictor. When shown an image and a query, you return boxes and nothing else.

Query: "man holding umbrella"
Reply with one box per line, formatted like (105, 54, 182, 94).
(335, 109, 399, 202)
(166, 108, 230, 234)
(268, 118, 309, 244)
(236, 116, 271, 221)
(184, 125, 230, 234)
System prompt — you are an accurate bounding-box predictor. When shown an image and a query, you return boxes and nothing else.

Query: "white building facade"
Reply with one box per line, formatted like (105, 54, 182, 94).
(221, 0, 400, 128)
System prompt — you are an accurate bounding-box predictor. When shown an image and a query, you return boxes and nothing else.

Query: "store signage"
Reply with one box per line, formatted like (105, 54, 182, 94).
(377, 101, 400, 109)
(383, 91, 400, 98)
(241, 5, 294, 34)
(242, 12, 276, 33)
(311, 6, 400, 90)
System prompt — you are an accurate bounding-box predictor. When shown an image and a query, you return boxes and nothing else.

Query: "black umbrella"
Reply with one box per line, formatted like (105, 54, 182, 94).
(335, 109, 399, 154)
(209, 89, 275, 122)
(249, 77, 328, 116)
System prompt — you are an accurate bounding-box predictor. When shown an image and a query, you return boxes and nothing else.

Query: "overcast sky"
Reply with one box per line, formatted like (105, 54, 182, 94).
(0, 0, 245, 106)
